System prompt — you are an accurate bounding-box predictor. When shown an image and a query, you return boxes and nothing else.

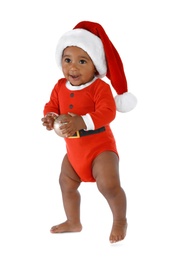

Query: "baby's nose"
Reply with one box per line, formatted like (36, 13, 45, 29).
(70, 62, 78, 70)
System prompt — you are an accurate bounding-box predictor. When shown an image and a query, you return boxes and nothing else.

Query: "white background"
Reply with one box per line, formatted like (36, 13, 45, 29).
(0, 0, 176, 259)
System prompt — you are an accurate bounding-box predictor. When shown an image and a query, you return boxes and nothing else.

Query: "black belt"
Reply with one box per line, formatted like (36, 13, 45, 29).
(69, 126, 105, 138)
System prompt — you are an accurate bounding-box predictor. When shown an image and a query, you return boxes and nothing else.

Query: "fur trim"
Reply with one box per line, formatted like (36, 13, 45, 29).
(55, 29, 107, 78)
(115, 92, 137, 112)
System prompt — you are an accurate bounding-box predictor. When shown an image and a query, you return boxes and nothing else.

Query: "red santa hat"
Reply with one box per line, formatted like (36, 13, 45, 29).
(55, 21, 137, 112)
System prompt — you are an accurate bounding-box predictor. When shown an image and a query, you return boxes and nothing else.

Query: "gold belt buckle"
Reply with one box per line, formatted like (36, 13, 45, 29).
(68, 131, 80, 139)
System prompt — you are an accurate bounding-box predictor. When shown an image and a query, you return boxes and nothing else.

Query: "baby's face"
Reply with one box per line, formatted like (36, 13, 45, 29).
(61, 46, 97, 86)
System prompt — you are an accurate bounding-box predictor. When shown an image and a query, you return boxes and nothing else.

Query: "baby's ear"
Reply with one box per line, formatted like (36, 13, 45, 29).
(94, 67, 98, 75)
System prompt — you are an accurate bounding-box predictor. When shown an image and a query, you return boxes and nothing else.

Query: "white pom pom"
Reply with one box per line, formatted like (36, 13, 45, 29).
(115, 92, 137, 112)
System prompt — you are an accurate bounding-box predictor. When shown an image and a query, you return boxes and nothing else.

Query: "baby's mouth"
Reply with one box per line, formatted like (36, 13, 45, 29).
(69, 74, 79, 79)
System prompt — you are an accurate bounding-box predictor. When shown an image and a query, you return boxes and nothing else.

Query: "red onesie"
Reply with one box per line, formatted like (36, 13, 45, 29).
(44, 77, 118, 182)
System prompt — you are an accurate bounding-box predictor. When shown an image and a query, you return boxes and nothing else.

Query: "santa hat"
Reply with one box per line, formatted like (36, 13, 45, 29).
(55, 21, 137, 112)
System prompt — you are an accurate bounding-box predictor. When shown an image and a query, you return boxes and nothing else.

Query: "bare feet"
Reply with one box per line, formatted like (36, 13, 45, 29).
(50, 220, 127, 243)
(50, 220, 82, 233)
(109, 220, 127, 243)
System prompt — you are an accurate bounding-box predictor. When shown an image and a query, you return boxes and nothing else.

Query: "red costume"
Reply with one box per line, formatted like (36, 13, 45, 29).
(43, 21, 137, 181)
(44, 77, 118, 182)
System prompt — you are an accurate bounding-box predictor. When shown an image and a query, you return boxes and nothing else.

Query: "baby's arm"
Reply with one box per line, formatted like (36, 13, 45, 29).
(87, 82, 116, 129)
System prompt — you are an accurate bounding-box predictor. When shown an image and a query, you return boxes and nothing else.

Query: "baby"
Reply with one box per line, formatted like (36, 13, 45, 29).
(41, 21, 137, 243)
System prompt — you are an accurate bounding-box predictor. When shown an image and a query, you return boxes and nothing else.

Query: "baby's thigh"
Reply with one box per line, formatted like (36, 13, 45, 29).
(59, 154, 81, 189)
(92, 151, 120, 182)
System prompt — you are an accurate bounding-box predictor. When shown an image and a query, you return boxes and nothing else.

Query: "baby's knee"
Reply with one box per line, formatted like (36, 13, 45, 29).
(59, 171, 80, 192)
(97, 179, 121, 198)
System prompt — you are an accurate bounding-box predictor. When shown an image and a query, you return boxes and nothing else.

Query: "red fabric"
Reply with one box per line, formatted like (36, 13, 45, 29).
(43, 78, 118, 182)
(74, 21, 128, 95)
(44, 78, 116, 129)
(66, 126, 118, 182)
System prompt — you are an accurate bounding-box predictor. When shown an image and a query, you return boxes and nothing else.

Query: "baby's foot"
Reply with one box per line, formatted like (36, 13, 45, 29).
(109, 219, 127, 243)
(50, 220, 82, 233)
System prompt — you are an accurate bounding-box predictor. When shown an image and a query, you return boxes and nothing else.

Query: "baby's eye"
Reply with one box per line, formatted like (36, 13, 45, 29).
(64, 58, 71, 63)
(79, 59, 87, 64)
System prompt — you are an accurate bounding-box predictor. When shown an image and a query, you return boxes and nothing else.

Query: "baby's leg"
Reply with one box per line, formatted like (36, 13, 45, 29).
(50, 154, 82, 233)
(92, 151, 127, 243)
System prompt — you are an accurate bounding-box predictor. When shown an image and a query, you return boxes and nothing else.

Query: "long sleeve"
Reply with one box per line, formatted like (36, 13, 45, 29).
(43, 80, 64, 116)
(87, 80, 116, 129)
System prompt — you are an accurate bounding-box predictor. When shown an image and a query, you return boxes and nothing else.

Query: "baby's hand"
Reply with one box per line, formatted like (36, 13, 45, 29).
(41, 113, 57, 130)
(59, 113, 86, 137)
